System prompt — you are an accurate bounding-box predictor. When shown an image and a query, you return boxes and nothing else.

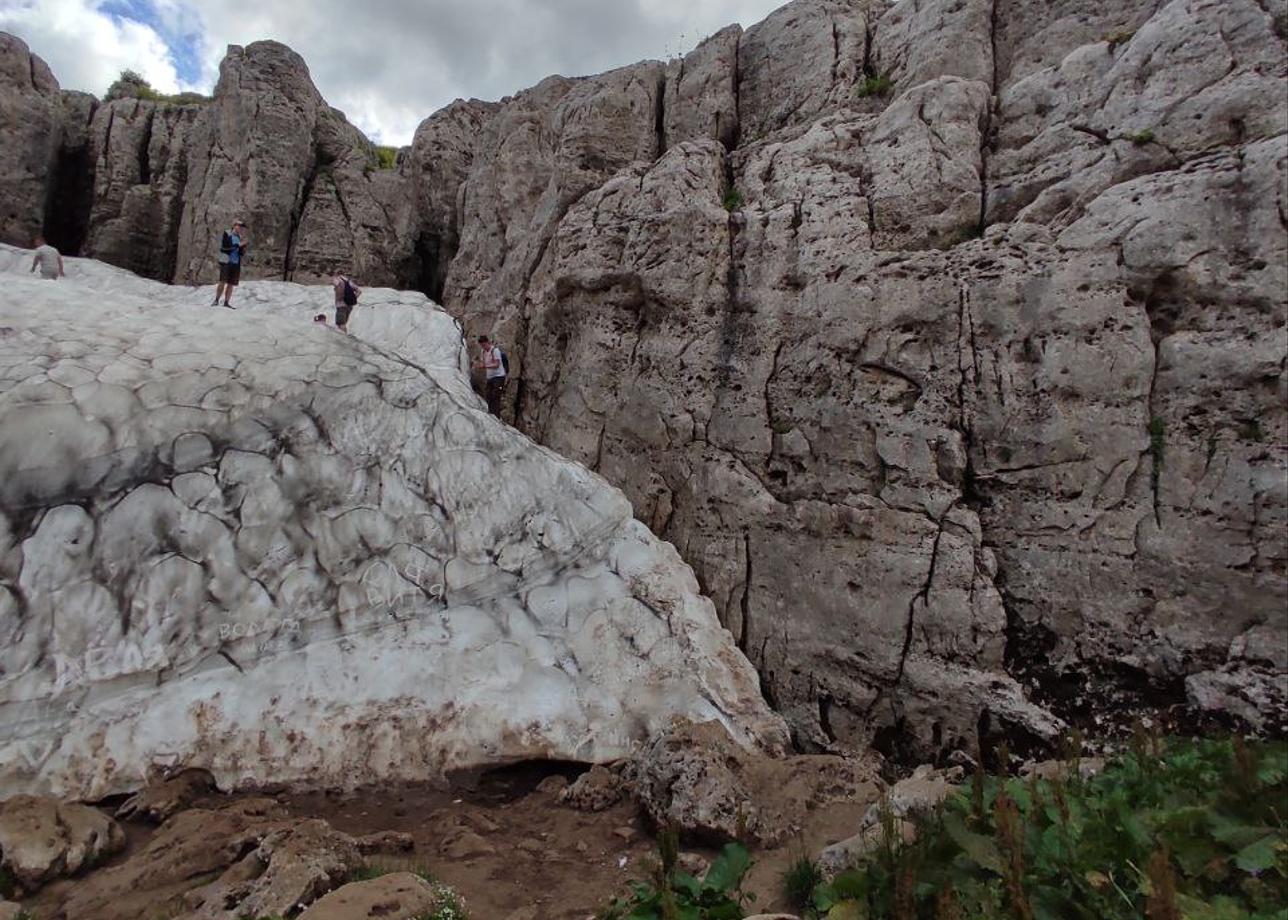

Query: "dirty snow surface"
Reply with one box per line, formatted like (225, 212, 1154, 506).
(0, 246, 784, 798)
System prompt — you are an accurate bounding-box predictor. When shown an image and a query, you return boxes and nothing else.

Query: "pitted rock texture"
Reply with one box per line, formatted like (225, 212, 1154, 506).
(2, 0, 1285, 756)
(0, 795, 124, 891)
(628, 720, 884, 846)
(49, 796, 459, 920)
(0, 33, 62, 247)
(0, 245, 787, 800)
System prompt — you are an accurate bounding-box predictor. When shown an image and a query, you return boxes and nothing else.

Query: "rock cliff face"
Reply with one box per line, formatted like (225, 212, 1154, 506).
(0, 0, 1284, 759)
(0, 245, 787, 799)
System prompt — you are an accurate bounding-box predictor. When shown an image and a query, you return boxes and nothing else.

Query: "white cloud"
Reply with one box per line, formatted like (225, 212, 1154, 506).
(5, 0, 791, 144)
(0, 0, 188, 95)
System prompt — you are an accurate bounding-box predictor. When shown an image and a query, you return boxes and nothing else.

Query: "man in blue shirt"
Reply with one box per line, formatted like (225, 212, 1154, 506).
(212, 220, 248, 309)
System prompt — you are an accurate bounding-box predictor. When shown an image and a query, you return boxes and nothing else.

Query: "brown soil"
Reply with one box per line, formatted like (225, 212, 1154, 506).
(26, 762, 878, 919)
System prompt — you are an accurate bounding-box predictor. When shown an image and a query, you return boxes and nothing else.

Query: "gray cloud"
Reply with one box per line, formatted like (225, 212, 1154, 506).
(194, 0, 789, 143)
(5, 0, 789, 142)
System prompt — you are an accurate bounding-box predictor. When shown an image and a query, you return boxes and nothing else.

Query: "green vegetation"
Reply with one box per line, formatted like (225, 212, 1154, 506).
(1102, 29, 1136, 49)
(374, 145, 399, 170)
(807, 736, 1288, 919)
(1149, 416, 1167, 466)
(1128, 129, 1156, 146)
(417, 885, 469, 920)
(1240, 419, 1265, 443)
(105, 69, 209, 105)
(855, 73, 894, 99)
(722, 185, 745, 212)
(598, 828, 755, 919)
(784, 854, 825, 912)
(348, 862, 436, 883)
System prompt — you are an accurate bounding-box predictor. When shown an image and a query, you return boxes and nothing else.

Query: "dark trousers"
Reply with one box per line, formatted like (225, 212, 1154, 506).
(485, 377, 506, 417)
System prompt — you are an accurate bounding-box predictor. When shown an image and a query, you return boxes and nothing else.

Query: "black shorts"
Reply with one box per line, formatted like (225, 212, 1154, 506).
(219, 262, 241, 284)
(335, 304, 353, 327)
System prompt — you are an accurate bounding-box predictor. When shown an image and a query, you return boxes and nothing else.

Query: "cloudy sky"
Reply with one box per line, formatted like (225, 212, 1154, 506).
(1, 0, 788, 145)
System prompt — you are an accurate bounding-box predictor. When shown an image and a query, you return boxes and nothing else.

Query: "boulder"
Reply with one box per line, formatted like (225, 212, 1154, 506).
(59, 798, 366, 920)
(0, 795, 124, 891)
(629, 720, 882, 846)
(560, 764, 627, 812)
(297, 873, 465, 920)
(116, 768, 218, 823)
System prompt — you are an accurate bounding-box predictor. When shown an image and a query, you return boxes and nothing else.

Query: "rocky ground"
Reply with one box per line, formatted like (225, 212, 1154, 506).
(4, 725, 899, 919)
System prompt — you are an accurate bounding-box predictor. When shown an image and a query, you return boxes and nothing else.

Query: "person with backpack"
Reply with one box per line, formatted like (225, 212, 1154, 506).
(212, 220, 248, 308)
(474, 335, 508, 417)
(29, 236, 64, 279)
(332, 272, 361, 333)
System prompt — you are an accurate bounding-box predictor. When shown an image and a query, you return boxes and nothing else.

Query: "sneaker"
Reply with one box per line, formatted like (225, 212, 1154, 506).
(210, 298, 220, 306)
(223, 302, 235, 309)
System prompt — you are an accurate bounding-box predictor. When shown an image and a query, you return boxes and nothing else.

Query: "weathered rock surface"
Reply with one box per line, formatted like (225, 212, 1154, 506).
(1, 0, 1284, 761)
(52, 797, 454, 920)
(0, 33, 62, 247)
(115, 767, 218, 823)
(629, 720, 882, 845)
(0, 795, 124, 891)
(297, 872, 464, 920)
(817, 764, 961, 873)
(0, 245, 786, 800)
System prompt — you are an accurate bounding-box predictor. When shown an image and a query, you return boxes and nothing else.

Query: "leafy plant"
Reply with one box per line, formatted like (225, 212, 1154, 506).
(416, 884, 469, 919)
(1149, 416, 1166, 465)
(1102, 29, 1136, 49)
(105, 69, 209, 105)
(808, 737, 1288, 920)
(855, 74, 893, 99)
(784, 854, 824, 911)
(1128, 129, 1156, 146)
(598, 828, 755, 919)
(374, 145, 399, 170)
(722, 185, 745, 212)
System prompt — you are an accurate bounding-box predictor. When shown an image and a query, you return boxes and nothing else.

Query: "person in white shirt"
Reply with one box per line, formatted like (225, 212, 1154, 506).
(473, 335, 508, 417)
(29, 236, 64, 280)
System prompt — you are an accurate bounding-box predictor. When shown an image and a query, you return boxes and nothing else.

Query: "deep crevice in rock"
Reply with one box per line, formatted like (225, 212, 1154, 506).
(283, 152, 322, 281)
(137, 106, 155, 187)
(44, 107, 97, 256)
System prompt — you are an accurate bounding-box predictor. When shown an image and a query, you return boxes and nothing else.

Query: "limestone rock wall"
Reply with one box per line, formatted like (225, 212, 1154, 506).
(0, 33, 63, 247)
(433, 0, 1287, 754)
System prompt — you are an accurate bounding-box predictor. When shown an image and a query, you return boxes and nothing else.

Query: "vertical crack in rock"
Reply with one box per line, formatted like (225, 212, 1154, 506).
(730, 28, 743, 149)
(159, 125, 189, 282)
(136, 104, 155, 187)
(895, 507, 953, 688)
(653, 71, 667, 159)
(979, 0, 1002, 233)
(830, 18, 842, 86)
(739, 531, 753, 655)
(818, 693, 837, 743)
(764, 340, 784, 439)
(1146, 308, 1166, 527)
(283, 152, 320, 281)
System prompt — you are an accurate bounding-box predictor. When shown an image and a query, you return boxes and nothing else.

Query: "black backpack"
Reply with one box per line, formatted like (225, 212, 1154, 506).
(342, 278, 358, 307)
(498, 346, 510, 375)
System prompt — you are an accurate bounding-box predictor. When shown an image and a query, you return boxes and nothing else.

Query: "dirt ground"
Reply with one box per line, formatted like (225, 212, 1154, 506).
(27, 761, 877, 919)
